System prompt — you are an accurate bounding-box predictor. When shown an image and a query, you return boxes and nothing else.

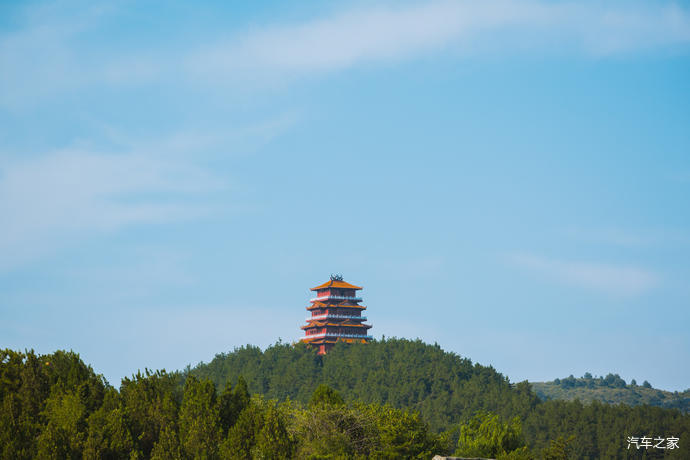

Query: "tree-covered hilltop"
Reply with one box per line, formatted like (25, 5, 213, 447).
(2, 343, 689, 459)
(189, 338, 541, 431)
(531, 374, 690, 413)
(189, 339, 690, 458)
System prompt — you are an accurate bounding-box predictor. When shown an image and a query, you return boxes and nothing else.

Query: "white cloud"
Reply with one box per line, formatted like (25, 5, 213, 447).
(0, 147, 224, 271)
(189, 0, 690, 80)
(508, 252, 659, 297)
(0, 109, 299, 272)
(563, 227, 690, 249)
(2, 1, 690, 107)
(0, 2, 115, 109)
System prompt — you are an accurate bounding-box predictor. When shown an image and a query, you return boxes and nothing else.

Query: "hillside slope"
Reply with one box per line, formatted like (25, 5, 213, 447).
(531, 375, 690, 413)
(189, 338, 540, 432)
(189, 339, 690, 458)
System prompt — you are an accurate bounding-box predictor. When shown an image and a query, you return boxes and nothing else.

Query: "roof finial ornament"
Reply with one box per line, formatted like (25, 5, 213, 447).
(330, 273, 343, 281)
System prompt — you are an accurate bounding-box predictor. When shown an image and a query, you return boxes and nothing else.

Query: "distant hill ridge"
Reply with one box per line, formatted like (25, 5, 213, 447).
(530, 373, 690, 413)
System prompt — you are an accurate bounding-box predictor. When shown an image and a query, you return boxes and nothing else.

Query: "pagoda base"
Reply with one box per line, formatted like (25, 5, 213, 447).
(302, 336, 369, 355)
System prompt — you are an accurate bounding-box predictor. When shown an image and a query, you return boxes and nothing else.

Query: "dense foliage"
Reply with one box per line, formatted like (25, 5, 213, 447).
(2, 341, 689, 459)
(454, 412, 531, 459)
(0, 348, 448, 459)
(190, 338, 541, 432)
(532, 374, 690, 413)
(190, 339, 690, 459)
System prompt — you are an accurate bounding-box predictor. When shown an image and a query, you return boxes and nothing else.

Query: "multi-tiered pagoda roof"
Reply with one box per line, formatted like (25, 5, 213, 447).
(300, 275, 372, 355)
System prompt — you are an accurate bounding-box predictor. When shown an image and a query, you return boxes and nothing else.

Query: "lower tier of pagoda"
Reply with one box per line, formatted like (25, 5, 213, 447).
(304, 339, 367, 348)
(301, 332, 373, 341)
(302, 336, 371, 350)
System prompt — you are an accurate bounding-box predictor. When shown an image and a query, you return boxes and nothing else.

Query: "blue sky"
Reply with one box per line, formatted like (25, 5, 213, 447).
(1, 0, 689, 391)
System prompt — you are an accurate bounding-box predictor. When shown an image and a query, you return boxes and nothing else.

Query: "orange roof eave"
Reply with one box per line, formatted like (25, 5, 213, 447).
(301, 337, 339, 344)
(310, 280, 363, 291)
(308, 303, 366, 310)
(301, 321, 327, 328)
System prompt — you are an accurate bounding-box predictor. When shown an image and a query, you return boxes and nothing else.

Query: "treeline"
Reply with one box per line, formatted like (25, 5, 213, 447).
(1, 349, 448, 458)
(2, 341, 689, 458)
(189, 339, 690, 459)
(554, 373, 644, 389)
(532, 373, 689, 413)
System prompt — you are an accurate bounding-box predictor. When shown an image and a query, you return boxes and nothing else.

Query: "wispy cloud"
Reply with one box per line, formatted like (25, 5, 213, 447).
(563, 227, 655, 247)
(193, 0, 690, 80)
(507, 252, 659, 297)
(2, 1, 689, 107)
(0, 108, 298, 272)
(0, 2, 116, 108)
(0, 146, 223, 271)
(563, 227, 690, 248)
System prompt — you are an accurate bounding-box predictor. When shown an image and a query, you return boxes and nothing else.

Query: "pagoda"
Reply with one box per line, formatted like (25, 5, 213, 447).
(301, 275, 372, 355)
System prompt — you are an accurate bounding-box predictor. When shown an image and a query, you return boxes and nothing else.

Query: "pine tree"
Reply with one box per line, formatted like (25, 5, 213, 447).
(150, 425, 184, 460)
(179, 376, 221, 459)
(254, 404, 294, 459)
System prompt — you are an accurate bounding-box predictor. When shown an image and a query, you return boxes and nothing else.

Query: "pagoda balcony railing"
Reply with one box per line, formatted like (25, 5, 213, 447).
(302, 332, 373, 340)
(307, 314, 368, 321)
(310, 295, 363, 302)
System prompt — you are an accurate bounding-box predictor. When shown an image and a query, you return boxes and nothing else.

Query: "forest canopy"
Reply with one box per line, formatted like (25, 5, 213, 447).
(1, 340, 688, 459)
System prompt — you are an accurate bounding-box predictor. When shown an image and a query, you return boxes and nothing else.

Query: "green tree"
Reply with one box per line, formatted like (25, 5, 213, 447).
(541, 435, 575, 460)
(83, 389, 135, 460)
(292, 403, 376, 458)
(36, 390, 87, 459)
(0, 391, 36, 459)
(255, 403, 294, 458)
(455, 412, 531, 460)
(363, 403, 448, 459)
(151, 425, 184, 460)
(179, 375, 221, 459)
(221, 400, 264, 459)
(309, 384, 344, 409)
(218, 376, 250, 435)
(120, 369, 180, 456)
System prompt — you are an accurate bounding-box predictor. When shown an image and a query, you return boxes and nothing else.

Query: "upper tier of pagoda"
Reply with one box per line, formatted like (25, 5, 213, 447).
(309, 275, 363, 303)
